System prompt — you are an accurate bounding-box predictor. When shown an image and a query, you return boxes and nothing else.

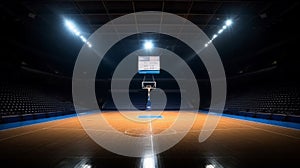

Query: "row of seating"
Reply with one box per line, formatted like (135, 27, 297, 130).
(0, 83, 74, 123)
(225, 85, 300, 117)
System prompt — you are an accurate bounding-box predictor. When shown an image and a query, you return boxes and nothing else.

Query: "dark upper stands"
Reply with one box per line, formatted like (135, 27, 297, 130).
(223, 83, 300, 122)
(225, 85, 300, 115)
(0, 82, 74, 123)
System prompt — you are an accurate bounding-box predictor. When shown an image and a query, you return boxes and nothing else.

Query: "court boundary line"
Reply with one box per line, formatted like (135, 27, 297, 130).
(0, 113, 77, 131)
(223, 116, 300, 139)
(0, 119, 76, 142)
(201, 111, 300, 130)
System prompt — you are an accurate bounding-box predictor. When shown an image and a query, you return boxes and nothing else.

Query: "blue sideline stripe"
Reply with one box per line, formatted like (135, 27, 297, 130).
(138, 115, 163, 119)
(200, 111, 300, 130)
(0, 114, 77, 130)
(138, 70, 160, 74)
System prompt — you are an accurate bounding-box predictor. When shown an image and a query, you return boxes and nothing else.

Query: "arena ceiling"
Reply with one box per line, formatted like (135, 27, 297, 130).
(1, 1, 299, 78)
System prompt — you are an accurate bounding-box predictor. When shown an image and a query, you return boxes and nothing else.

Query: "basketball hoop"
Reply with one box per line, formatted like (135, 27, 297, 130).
(142, 81, 156, 90)
(142, 76, 156, 110)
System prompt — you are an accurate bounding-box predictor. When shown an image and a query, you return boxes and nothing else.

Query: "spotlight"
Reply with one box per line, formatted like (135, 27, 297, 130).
(144, 40, 154, 50)
(80, 36, 87, 42)
(64, 18, 93, 48)
(74, 30, 80, 36)
(65, 20, 75, 30)
(203, 18, 234, 49)
(87, 42, 92, 48)
(212, 34, 218, 39)
(206, 164, 215, 168)
(225, 19, 233, 26)
(65, 19, 81, 36)
(142, 156, 155, 168)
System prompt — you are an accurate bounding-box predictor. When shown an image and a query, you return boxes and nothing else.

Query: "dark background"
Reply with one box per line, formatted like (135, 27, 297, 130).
(1, 1, 299, 110)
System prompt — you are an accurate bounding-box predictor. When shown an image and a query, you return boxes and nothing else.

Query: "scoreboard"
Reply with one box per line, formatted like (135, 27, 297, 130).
(138, 56, 160, 74)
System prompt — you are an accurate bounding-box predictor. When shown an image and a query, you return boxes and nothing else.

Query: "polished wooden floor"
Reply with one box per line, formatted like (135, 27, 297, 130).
(0, 111, 300, 168)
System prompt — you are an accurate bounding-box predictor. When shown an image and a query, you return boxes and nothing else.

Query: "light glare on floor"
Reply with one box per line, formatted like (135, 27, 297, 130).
(142, 156, 155, 168)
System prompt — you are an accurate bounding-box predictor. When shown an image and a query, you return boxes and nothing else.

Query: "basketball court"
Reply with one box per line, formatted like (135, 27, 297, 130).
(1, 1, 300, 168)
(1, 111, 299, 168)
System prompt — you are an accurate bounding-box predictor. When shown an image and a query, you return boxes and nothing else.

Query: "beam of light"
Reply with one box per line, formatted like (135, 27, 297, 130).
(144, 40, 154, 50)
(212, 34, 218, 39)
(65, 20, 75, 30)
(205, 164, 215, 168)
(86, 42, 92, 48)
(64, 19, 92, 48)
(225, 19, 233, 26)
(140, 115, 157, 168)
(204, 18, 234, 47)
(74, 158, 92, 168)
(80, 35, 87, 42)
(82, 164, 91, 168)
(74, 30, 80, 36)
(142, 156, 156, 168)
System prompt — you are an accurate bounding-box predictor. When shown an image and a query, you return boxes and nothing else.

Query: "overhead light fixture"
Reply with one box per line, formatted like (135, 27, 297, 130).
(212, 34, 218, 39)
(144, 40, 154, 50)
(225, 19, 233, 26)
(205, 164, 215, 168)
(65, 20, 77, 33)
(86, 42, 92, 48)
(204, 18, 234, 48)
(80, 35, 87, 42)
(64, 19, 92, 48)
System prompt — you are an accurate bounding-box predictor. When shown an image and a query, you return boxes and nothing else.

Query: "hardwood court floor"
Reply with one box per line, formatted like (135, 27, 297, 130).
(0, 111, 300, 168)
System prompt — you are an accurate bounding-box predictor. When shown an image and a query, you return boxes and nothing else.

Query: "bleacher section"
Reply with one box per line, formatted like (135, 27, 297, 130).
(0, 83, 74, 123)
(224, 84, 300, 123)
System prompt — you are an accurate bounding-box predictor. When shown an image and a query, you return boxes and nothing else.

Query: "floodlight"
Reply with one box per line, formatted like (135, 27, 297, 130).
(74, 30, 80, 36)
(142, 156, 155, 168)
(64, 18, 93, 48)
(65, 20, 75, 30)
(80, 35, 87, 42)
(225, 19, 233, 26)
(87, 42, 92, 48)
(206, 164, 215, 168)
(144, 40, 154, 50)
